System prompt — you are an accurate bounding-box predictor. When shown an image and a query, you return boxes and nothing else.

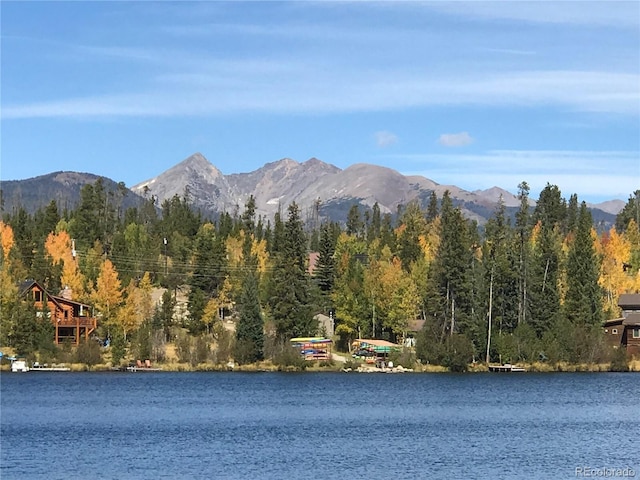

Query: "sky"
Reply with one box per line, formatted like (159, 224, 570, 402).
(1, 1, 639, 204)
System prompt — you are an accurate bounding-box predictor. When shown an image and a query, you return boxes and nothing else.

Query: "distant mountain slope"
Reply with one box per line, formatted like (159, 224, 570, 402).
(131, 153, 621, 228)
(1, 171, 147, 215)
(1, 153, 623, 230)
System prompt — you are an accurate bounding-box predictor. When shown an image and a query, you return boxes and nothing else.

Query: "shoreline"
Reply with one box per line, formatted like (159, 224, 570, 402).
(2, 359, 639, 373)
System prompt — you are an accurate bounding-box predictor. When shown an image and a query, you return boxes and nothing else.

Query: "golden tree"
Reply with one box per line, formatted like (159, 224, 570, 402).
(0, 221, 14, 261)
(115, 273, 153, 340)
(599, 227, 632, 315)
(91, 259, 123, 323)
(44, 230, 87, 300)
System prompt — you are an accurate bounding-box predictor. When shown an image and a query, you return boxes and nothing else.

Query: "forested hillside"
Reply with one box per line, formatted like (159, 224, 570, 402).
(1, 179, 639, 371)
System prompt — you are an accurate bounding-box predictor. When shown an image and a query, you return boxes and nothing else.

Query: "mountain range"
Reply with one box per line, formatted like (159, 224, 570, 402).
(1, 153, 625, 229)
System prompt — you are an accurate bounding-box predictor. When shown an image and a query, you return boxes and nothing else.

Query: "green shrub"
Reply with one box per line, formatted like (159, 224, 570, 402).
(609, 347, 629, 372)
(75, 339, 103, 366)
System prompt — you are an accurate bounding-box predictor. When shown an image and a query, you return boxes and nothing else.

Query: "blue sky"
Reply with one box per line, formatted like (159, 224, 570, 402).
(1, 1, 639, 203)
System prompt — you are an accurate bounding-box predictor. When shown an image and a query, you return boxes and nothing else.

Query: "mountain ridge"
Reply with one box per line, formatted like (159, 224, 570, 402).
(0, 153, 624, 229)
(130, 153, 623, 226)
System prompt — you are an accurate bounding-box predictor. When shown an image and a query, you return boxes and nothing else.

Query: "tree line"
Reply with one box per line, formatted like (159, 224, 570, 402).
(1, 178, 639, 370)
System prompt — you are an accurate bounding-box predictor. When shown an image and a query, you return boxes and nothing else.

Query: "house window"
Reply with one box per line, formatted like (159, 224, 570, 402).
(612, 329, 618, 335)
(34, 290, 42, 302)
(633, 328, 640, 339)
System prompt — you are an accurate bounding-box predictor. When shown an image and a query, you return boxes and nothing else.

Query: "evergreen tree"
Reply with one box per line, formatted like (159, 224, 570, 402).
(566, 194, 579, 233)
(564, 203, 603, 326)
(368, 202, 382, 242)
(34, 200, 60, 241)
(615, 190, 640, 233)
(315, 222, 336, 293)
(188, 223, 226, 330)
(268, 203, 316, 340)
(515, 181, 532, 326)
(426, 191, 438, 223)
(528, 224, 562, 337)
(397, 201, 426, 271)
(235, 269, 264, 363)
(427, 191, 474, 338)
(533, 183, 566, 231)
(346, 204, 363, 238)
(379, 213, 396, 252)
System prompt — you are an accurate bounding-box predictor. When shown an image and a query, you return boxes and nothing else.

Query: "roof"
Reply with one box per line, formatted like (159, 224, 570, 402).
(604, 318, 624, 327)
(18, 279, 90, 309)
(407, 319, 425, 332)
(622, 313, 640, 326)
(290, 337, 332, 344)
(618, 294, 640, 309)
(352, 339, 401, 352)
(18, 279, 38, 296)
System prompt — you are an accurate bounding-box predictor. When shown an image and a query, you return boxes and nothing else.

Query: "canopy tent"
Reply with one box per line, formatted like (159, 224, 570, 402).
(352, 339, 400, 353)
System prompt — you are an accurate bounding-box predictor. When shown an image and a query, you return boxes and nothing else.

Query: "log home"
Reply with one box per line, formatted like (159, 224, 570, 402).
(19, 280, 97, 345)
(604, 293, 640, 357)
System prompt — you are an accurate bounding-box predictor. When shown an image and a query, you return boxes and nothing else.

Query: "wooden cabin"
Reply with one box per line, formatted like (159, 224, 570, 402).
(19, 280, 97, 345)
(604, 293, 640, 357)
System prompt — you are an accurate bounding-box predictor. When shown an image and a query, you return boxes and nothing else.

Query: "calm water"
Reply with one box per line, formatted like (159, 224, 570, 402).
(1, 372, 638, 480)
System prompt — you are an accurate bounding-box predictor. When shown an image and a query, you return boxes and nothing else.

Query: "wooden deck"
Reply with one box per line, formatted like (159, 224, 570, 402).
(488, 364, 526, 372)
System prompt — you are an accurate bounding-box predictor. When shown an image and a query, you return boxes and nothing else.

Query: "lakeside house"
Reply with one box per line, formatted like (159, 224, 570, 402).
(18, 280, 97, 345)
(604, 293, 640, 357)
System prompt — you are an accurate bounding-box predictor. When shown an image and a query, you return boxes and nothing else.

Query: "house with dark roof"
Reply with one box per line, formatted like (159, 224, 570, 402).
(603, 293, 640, 357)
(19, 280, 97, 345)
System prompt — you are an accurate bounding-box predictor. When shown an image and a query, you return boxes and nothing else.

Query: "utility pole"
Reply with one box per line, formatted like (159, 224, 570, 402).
(486, 268, 494, 364)
(163, 237, 168, 275)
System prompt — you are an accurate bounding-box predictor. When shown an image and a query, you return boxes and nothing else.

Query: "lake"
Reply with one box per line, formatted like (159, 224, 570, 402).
(1, 372, 638, 480)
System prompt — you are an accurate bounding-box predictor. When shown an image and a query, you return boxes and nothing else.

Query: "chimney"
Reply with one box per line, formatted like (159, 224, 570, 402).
(59, 286, 73, 300)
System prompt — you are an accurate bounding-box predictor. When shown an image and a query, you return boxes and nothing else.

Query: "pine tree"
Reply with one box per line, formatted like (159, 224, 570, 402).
(346, 204, 363, 238)
(528, 224, 562, 337)
(397, 201, 426, 271)
(235, 269, 264, 363)
(268, 203, 316, 341)
(564, 203, 603, 326)
(188, 223, 226, 330)
(515, 182, 532, 326)
(427, 191, 474, 338)
(615, 190, 640, 233)
(426, 191, 439, 223)
(315, 222, 336, 293)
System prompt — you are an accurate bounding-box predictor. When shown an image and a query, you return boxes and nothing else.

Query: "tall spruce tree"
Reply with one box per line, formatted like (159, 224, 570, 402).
(483, 197, 519, 334)
(235, 269, 263, 363)
(564, 202, 603, 326)
(397, 201, 426, 271)
(188, 223, 226, 331)
(235, 215, 263, 363)
(515, 182, 532, 326)
(428, 191, 473, 338)
(268, 203, 316, 340)
(315, 222, 336, 294)
(528, 224, 562, 337)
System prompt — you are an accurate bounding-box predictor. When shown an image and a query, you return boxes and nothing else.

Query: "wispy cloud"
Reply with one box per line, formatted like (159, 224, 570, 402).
(428, 2, 640, 28)
(438, 132, 474, 147)
(396, 150, 639, 201)
(375, 131, 398, 148)
(3, 66, 638, 119)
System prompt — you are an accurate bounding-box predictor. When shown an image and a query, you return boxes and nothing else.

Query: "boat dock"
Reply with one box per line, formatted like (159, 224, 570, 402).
(488, 364, 526, 372)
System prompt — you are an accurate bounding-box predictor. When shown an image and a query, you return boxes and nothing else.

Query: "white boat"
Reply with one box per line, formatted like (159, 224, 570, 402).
(11, 360, 29, 372)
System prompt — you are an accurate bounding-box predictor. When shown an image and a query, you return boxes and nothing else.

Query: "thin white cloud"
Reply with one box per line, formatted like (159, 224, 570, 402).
(397, 150, 640, 201)
(375, 131, 398, 148)
(3, 67, 638, 119)
(438, 132, 474, 147)
(428, 2, 640, 28)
